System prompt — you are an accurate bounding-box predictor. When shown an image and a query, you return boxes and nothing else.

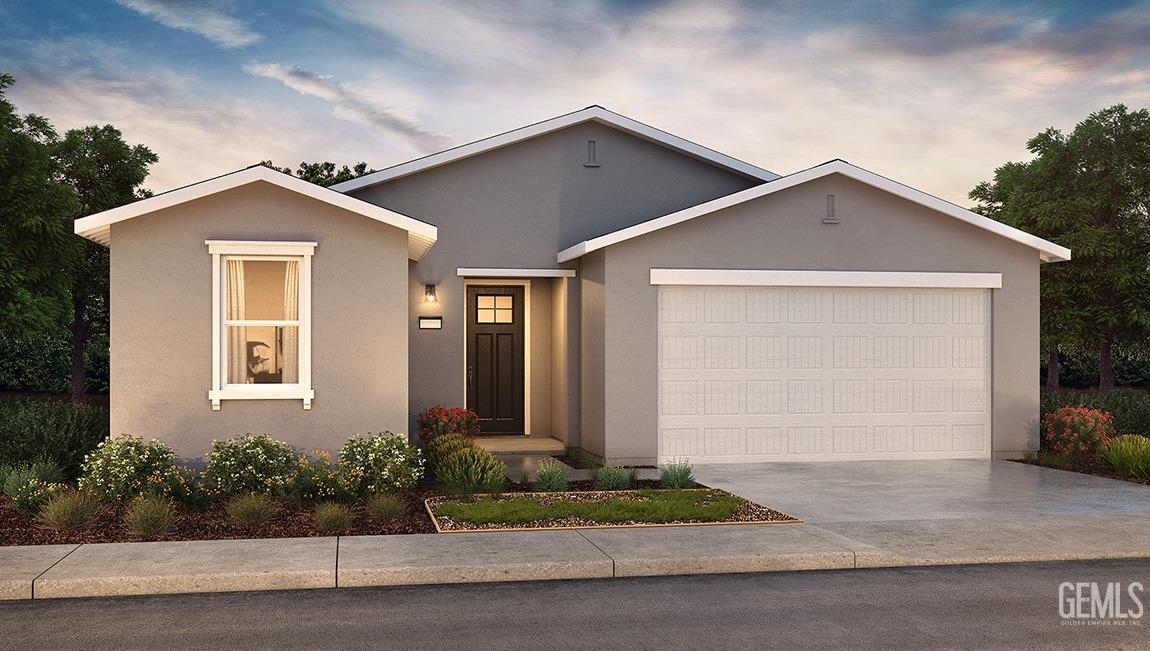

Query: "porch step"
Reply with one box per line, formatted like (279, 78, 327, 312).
(474, 436, 565, 455)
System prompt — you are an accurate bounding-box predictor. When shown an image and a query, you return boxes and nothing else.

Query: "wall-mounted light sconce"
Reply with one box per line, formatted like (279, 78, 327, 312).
(424, 284, 438, 303)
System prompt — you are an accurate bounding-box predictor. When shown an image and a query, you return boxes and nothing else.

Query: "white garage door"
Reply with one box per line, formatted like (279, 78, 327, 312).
(657, 285, 991, 463)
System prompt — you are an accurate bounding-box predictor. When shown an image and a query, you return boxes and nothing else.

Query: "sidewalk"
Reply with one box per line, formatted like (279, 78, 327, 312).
(5, 513, 1150, 600)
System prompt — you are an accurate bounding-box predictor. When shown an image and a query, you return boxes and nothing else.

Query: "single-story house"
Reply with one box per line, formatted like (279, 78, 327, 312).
(75, 106, 1070, 464)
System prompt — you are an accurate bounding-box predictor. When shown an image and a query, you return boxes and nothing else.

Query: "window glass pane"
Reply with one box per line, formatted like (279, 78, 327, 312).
(227, 325, 299, 384)
(477, 296, 495, 309)
(477, 309, 495, 323)
(495, 296, 512, 309)
(227, 259, 299, 321)
(495, 308, 513, 323)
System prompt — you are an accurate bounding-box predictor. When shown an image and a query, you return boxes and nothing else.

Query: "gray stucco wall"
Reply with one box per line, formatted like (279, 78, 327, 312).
(351, 121, 760, 439)
(595, 174, 1041, 464)
(580, 252, 607, 455)
(109, 181, 409, 458)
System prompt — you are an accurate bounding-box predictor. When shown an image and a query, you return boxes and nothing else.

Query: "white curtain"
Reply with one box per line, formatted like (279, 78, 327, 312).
(226, 259, 247, 383)
(281, 259, 300, 383)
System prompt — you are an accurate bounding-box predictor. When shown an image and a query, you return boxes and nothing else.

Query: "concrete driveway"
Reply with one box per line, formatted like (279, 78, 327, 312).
(694, 459, 1150, 523)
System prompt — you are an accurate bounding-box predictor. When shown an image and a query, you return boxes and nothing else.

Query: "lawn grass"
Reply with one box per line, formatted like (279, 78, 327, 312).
(434, 489, 743, 525)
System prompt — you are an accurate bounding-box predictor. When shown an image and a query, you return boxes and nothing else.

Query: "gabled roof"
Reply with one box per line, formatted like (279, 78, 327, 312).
(330, 106, 781, 193)
(557, 159, 1072, 264)
(74, 165, 438, 260)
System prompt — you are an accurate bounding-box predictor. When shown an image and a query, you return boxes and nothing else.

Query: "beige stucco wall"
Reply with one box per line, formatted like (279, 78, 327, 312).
(593, 174, 1041, 464)
(109, 181, 409, 459)
(352, 121, 759, 441)
(579, 252, 607, 455)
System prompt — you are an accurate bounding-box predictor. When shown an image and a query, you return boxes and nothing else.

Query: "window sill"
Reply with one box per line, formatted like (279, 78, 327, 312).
(209, 386, 314, 410)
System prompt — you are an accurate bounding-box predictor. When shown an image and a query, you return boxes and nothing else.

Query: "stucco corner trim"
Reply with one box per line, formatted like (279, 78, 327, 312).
(558, 160, 1071, 264)
(649, 269, 1004, 289)
(457, 268, 576, 278)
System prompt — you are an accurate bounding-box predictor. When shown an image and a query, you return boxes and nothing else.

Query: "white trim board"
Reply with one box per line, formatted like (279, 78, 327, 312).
(558, 160, 1071, 264)
(331, 106, 779, 193)
(457, 268, 576, 278)
(75, 166, 438, 261)
(650, 269, 1003, 288)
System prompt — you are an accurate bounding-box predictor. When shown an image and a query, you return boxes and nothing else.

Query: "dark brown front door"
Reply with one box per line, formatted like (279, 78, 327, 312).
(466, 286, 525, 434)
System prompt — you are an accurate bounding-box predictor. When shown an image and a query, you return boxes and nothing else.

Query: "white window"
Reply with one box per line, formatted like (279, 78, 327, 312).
(207, 241, 316, 410)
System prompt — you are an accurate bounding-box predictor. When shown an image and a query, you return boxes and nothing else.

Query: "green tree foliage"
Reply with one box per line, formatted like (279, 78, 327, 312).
(52, 125, 157, 399)
(0, 73, 79, 336)
(260, 160, 374, 187)
(971, 105, 1150, 390)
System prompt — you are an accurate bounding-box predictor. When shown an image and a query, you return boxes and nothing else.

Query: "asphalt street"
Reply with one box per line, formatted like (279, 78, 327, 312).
(1, 559, 1146, 649)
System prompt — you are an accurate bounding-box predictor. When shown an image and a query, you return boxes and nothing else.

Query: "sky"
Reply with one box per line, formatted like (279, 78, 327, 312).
(2, 0, 1149, 203)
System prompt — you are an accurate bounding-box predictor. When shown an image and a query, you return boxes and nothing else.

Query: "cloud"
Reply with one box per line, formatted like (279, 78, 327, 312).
(243, 62, 449, 152)
(115, 0, 260, 48)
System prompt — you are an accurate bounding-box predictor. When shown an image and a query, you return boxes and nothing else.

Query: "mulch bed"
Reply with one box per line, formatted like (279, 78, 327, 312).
(426, 488, 800, 532)
(1013, 457, 1150, 486)
(0, 491, 437, 547)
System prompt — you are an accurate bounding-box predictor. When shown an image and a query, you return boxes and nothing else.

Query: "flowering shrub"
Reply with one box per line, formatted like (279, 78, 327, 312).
(286, 450, 352, 502)
(78, 436, 178, 502)
(417, 406, 479, 444)
(338, 433, 423, 495)
(8, 477, 65, 513)
(204, 434, 299, 497)
(1042, 406, 1115, 460)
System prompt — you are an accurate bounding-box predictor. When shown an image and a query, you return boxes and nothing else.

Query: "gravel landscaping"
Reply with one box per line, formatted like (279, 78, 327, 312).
(426, 488, 799, 532)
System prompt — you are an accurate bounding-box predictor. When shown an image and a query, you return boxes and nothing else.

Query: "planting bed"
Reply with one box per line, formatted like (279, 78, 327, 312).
(426, 488, 799, 532)
(0, 491, 437, 546)
(1013, 456, 1150, 486)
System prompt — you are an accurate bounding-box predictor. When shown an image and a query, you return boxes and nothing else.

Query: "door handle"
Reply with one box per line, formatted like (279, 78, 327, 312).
(467, 366, 473, 389)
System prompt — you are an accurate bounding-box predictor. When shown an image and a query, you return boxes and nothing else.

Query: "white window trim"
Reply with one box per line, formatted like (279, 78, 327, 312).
(457, 268, 575, 278)
(463, 279, 531, 435)
(649, 269, 1003, 288)
(207, 240, 317, 410)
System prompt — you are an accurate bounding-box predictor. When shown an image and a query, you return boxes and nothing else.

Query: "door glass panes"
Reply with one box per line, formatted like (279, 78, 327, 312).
(477, 295, 513, 324)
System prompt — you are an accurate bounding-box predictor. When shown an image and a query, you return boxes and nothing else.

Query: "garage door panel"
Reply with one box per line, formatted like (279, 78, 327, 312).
(658, 286, 991, 463)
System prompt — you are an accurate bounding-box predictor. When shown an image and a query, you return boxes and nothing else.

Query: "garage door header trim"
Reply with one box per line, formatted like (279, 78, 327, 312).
(649, 269, 1003, 288)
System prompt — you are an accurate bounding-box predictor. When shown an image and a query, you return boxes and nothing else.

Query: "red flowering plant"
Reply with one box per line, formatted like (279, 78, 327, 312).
(1041, 406, 1115, 461)
(417, 405, 480, 444)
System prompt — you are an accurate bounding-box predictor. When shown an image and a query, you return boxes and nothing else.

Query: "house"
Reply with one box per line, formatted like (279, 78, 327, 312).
(74, 106, 1070, 464)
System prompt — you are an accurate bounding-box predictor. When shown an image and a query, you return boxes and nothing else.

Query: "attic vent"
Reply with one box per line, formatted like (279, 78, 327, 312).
(822, 194, 839, 224)
(584, 140, 600, 167)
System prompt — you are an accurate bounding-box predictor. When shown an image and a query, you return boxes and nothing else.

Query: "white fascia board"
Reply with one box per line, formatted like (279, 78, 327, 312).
(558, 160, 1072, 264)
(456, 267, 576, 278)
(649, 269, 1003, 289)
(74, 166, 439, 260)
(206, 240, 318, 255)
(331, 106, 779, 193)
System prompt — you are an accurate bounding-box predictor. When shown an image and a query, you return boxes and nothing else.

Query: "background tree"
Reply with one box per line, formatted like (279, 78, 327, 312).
(52, 125, 157, 400)
(972, 105, 1150, 390)
(260, 160, 374, 187)
(0, 73, 79, 337)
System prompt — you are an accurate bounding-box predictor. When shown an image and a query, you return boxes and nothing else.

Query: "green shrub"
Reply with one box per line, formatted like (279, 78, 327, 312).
(1042, 406, 1115, 460)
(124, 494, 176, 538)
(225, 493, 277, 526)
(366, 493, 405, 519)
(6, 476, 64, 513)
(659, 460, 695, 489)
(205, 434, 299, 497)
(78, 436, 177, 502)
(287, 451, 351, 502)
(37, 490, 102, 531)
(438, 447, 505, 495)
(153, 466, 211, 510)
(417, 405, 479, 444)
(0, 463, 13, 488)
(593, 465, 633, 490)
(314, 502, 353, 532)
(0, 399, 109, 478)
(1102, 435, 1150, 480)
(1042, 390, 1150, 438)
(425, 433, 476, 478)
(533, 459, 567, 492)
(338, 433, 423, 495)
